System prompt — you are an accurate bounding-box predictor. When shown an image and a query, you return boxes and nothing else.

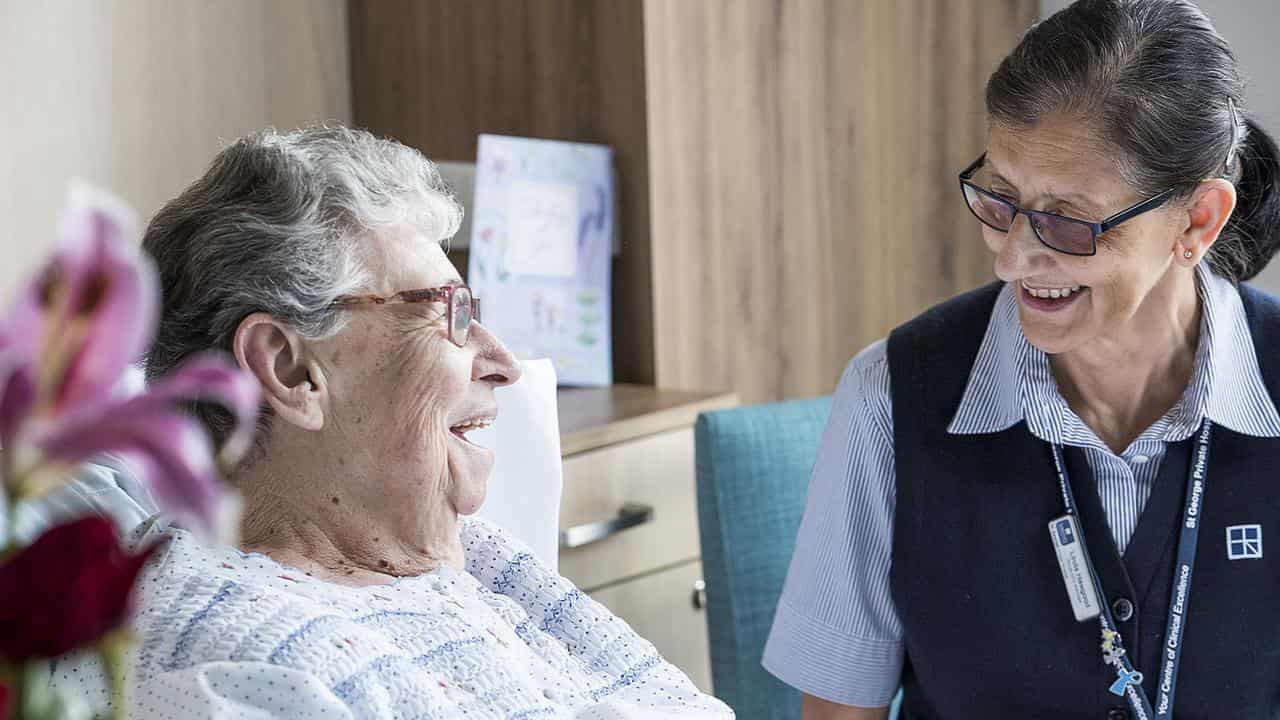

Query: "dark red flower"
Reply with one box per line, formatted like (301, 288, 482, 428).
(0, 516, 157, 662)
(0, 680, 10, 720)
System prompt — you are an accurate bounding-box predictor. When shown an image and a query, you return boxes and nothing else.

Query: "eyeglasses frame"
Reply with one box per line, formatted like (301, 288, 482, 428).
(958, 153, 1175, 257)
(328, 283, 480, 348)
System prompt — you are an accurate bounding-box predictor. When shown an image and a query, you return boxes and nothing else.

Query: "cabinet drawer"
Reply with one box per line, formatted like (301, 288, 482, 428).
(559, 428, 700, 591)
(589, 560, 712, 694)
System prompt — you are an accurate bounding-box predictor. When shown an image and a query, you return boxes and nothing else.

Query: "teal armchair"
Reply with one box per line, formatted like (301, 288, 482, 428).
(694, 397, 831, 720)
(695, 397, 901, 719)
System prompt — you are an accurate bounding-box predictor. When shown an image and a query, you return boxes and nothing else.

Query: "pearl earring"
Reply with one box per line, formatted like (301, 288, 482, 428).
(1183, 249, 1194, 260)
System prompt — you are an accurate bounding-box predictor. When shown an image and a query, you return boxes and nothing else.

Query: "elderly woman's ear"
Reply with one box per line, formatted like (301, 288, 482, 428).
(232, 312, 325, 431)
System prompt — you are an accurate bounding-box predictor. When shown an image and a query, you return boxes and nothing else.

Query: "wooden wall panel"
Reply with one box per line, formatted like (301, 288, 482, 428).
(349, 0, 656, 385)
(644, 0, 1037, 404)
(0, 0, 351, 301)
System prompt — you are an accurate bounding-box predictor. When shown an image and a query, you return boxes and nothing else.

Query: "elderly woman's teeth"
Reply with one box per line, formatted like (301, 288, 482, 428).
(1021, 281, 1083, 299)
(450, 417, 495, 442)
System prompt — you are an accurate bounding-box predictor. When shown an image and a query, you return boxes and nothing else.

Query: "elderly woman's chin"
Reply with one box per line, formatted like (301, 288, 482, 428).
(447, 428, 494, 515)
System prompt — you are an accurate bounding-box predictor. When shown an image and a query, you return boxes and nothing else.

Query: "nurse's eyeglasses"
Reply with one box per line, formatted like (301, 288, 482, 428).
(329, 283, 480, 348)
(958, 153, 1175, 256)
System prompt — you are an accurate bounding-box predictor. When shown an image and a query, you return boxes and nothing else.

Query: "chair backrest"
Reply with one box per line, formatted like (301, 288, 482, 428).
(694, 396, 832, 720)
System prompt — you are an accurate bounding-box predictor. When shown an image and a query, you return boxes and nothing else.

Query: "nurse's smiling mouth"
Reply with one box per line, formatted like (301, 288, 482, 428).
(1019, 279, 1090, 313)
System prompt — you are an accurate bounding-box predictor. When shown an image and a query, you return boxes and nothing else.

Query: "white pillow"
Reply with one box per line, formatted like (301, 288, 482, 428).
(472, 358, 563, 570)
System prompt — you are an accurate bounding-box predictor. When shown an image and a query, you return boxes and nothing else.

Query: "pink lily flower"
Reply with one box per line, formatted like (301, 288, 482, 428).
(0, 185, 259, 534)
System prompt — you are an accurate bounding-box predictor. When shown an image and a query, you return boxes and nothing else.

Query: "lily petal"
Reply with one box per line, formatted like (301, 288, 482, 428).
(38, 407, 224, 534)
(0, 350, 35, 452)
(6, 183, 156, 421)
(140, 352, 261, 464)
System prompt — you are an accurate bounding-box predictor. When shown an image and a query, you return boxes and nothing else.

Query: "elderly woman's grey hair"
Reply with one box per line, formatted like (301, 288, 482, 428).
(142, 125, 463, 464)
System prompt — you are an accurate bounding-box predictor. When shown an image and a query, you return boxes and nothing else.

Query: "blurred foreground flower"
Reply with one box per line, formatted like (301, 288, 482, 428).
(0, 185, 260, 719)
(0, 517, 155, 663)
(0, 184, 258, 535)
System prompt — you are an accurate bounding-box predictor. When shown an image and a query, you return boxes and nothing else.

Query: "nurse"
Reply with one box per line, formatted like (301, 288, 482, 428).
(763, 1, 1280, 718)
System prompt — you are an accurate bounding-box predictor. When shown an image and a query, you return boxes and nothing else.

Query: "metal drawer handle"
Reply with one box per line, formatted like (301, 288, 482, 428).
(560, 502, 655, 549)
(691, 578, 707, 611)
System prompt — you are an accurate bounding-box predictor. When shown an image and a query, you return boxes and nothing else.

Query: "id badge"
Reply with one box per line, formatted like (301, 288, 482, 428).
(1049, 515, 1101, 622)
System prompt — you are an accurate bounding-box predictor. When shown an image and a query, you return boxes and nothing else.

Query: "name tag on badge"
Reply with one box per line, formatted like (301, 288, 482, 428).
(1049, 515, 1101, 622)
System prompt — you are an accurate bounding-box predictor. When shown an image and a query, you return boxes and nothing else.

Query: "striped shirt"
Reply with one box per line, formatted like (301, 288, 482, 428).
(762, 266, 1280, 708)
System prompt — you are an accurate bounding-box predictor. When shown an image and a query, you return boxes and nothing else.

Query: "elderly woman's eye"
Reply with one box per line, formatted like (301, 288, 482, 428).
(397, 305, 446, 331)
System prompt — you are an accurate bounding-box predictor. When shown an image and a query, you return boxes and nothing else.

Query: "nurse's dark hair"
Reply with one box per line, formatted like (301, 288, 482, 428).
(986, 0, 1280, 283)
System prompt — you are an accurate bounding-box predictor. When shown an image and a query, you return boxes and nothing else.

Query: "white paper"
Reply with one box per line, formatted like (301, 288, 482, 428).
(468, 134, 614, 387)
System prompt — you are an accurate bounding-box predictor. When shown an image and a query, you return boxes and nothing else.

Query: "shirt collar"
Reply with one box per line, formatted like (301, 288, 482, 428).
(946, 265, 1280, 442)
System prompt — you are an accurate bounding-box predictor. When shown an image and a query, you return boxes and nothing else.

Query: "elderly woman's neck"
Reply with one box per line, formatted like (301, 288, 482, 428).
(1051, 269, 1202, 455)
(231, 452, 465, 586)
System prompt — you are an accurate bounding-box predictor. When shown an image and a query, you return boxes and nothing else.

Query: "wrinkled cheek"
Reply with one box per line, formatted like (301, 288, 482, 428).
(388, 342, 455, 435)
(424, 428, 453, 492)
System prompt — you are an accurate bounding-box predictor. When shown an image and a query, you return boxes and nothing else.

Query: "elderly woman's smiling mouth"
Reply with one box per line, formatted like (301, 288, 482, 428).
(448, 408, 497, 446)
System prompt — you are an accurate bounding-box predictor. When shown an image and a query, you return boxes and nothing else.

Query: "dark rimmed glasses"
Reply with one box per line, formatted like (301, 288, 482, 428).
(959, 153, 1175, 256)
(329, 283, 480, 347)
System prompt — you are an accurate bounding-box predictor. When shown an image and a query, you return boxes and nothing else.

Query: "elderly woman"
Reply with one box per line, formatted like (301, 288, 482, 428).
(57, 126, 730, 719)
(765, 1, 1280, 718)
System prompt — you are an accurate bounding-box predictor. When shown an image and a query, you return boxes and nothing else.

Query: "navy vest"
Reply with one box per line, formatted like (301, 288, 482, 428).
(886, 282, 1280, 719)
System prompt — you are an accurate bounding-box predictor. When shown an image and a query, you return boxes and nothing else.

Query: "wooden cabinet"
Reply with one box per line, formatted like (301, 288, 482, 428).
(560, 428, 700, 590)
(557, 385, 736, 692)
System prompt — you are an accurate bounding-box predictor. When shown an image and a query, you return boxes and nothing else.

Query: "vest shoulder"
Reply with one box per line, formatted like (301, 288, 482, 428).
(1239, 282, 1280, 320)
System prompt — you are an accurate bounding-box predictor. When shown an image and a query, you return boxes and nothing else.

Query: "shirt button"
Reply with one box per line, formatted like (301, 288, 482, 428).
(1113, 597, 1135, 622)
(1129, 454, 1150, 465)
(1107, 707, 1131, 720)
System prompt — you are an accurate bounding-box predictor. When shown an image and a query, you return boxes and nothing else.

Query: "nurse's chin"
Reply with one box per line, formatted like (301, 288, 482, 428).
(1018, 313, 1095, 356)
(1017, 292, 1093, 353)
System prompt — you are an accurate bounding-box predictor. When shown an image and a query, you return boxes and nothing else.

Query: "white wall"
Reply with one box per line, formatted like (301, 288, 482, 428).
(0, 0, 351, 301)
(1040, 0, 1280, 291)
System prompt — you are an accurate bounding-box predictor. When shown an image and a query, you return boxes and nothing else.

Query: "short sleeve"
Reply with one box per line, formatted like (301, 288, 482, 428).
(761, 339, 904, 708)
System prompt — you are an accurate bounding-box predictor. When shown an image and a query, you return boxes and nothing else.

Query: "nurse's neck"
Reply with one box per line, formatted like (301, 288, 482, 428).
(1050, 268, 1201, 455)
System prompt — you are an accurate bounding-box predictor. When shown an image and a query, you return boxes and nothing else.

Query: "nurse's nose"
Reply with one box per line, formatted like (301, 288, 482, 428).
(992, 213, 1054, 282)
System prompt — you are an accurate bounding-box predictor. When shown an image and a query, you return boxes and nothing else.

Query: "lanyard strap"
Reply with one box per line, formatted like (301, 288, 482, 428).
(1049, 420, 1213, 720)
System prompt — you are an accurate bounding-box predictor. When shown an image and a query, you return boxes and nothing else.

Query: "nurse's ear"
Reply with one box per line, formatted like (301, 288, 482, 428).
(1176, 178, 1237, 266)
(232, 313, 325, 431)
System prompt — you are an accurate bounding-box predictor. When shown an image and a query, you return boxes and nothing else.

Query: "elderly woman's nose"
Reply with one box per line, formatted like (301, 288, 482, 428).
(470, 322, 522, 386)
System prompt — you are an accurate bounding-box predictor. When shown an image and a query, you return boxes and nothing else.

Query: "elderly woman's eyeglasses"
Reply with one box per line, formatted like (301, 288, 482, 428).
(329, 284, 480, 347)
(959, 153, 1174, 256)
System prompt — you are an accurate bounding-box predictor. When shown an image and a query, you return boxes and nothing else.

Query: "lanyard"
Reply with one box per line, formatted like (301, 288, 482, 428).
(1048, 420, 1213, 720)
